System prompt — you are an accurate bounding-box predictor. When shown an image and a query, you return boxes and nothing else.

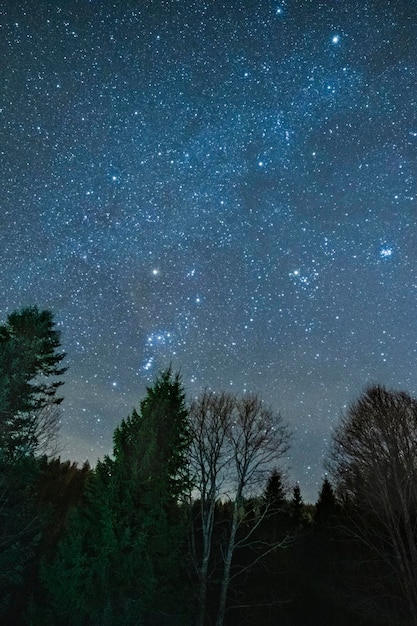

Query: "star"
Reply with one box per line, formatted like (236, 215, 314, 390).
(2, 0, 414, 504)
(380, 247, 393, 258)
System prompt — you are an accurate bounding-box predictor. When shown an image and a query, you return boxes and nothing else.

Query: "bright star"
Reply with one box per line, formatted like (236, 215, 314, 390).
(143, 357, 154, 371)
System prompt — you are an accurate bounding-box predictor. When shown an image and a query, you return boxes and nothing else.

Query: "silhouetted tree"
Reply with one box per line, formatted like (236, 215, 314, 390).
(0, 307, 66, 621)
(189, 390, 291, 626)
(36, 458, 92, 549)
(0, 306, 66, 460)
(290, 483, 304, 523)
(188, 389, 233, 626)
(327, 385, 417, 625)
(264, 468, 287, 514)
(42, 368, 192, 626)
(314, 477, 338, 525)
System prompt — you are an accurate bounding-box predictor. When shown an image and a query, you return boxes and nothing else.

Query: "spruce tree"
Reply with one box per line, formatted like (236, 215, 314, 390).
(291, 483, 304, 524)
(314, 477, 338, 525)
(43, 368, 192, 626)
(264, 468, 287, 514)
(110, 367, 192, 621)
(0, 307, 66, 621)
(0, 306, 66, 460)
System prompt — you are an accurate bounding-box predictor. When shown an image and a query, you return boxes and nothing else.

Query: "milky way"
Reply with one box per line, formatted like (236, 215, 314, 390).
(2, 0, 417, 500)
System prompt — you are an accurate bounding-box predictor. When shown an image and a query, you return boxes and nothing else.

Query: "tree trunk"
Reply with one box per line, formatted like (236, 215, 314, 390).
(195, 500, 215, 626)
(215, 500, 239, 626)
(196, 551, 209, 626)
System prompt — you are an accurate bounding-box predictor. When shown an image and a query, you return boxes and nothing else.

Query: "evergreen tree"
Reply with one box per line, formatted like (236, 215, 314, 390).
(114, 367, 191, 504)
(314, 477, 338, 525)
(42, 460, 152, 626)
(0, 455, 40, 619)
(290, 483, 304, 523)
(0, 306, 66, 460)
(264, 468, 287, 514)
(42, 368, 192, 625)
(0, 307, 66, 622)
(110, 367, 192, 622)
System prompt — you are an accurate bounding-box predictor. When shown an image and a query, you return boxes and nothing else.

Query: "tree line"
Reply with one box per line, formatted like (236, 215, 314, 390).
(1, 306, 416, 625)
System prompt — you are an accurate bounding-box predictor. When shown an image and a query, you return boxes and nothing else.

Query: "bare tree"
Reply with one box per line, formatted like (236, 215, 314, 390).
(189, 390, 291, 626)
(327, 385, 417, 625)
(189, 390, 234, 626)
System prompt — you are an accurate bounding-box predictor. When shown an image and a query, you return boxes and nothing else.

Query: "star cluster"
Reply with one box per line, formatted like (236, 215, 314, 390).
(1, 0, 417, 500)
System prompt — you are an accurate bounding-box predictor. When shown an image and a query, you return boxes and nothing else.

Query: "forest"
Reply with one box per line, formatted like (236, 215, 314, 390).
(1, 306, 417, 626)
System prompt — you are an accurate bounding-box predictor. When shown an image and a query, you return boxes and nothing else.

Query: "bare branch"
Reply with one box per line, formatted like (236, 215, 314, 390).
(327, 384, 417, 624)
(188, 389, 291, 626)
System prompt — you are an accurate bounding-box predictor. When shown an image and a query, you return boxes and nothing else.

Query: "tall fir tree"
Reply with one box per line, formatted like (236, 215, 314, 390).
(314, 477, 338, 525)
(264, 468, 287, 514)
(290, 483, 304, 524)
(0, 307, 66, 622)
(42, 368, 192, 626)
(0, 306, 66, 461)
(110, 367, 192, 622)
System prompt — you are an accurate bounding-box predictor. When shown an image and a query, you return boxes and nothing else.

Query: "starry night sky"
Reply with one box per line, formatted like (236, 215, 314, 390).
(2, 0, 417, 501)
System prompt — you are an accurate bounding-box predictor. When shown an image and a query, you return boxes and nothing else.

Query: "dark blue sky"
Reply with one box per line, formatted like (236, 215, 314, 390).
(2, 0, 417, 500)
